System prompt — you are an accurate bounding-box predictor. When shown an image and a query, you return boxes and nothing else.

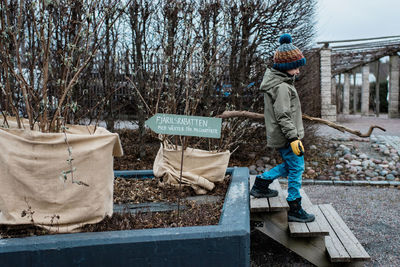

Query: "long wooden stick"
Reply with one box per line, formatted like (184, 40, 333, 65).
(216, 111, 386, 138)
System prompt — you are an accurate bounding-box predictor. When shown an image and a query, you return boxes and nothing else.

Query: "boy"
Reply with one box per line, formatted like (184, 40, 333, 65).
(250, 33, 315, 223)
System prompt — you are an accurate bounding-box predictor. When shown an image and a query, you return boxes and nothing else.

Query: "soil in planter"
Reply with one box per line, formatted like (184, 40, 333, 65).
(0, 175, 231, 238)
(82, 175, 231, 232)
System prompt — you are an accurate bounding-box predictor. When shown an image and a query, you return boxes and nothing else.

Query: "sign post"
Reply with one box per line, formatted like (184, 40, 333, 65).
(146, 113, 222, 215)
(145, 113, 222, 139)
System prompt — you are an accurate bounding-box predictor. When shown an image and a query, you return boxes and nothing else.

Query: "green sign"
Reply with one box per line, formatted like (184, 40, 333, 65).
(145, 113, 222, 138)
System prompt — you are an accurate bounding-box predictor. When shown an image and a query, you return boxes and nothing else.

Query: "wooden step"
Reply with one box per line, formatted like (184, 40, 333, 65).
(251, 181, 370, 266)
(288, 189, 330, 237)
(249, 176, 289, 212)
(318, 204, 370, 263)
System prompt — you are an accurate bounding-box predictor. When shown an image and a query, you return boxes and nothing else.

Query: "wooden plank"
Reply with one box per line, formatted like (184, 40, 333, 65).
(249, 176, 288, 212)
(286, 190, 329, 237)
(320, 204, 370, 260)
(289, 221, 309, 236)
(268, 179, 289, 211)
(300, 189, 330, 236)
(316, 205, 351, 262)
(325, 235, 352, 263)
(250, 196, 270, 212)
(250, 176, 270, 212)
(319, 204, 370, 261)
(285, 190, 310, 236)
(250, 176, 288, 212)
(113, 202, 183, 213)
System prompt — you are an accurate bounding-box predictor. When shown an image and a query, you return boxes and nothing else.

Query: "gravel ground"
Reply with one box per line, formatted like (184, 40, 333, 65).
(251, 185, 400, 267)
(305, 185, 400, 266)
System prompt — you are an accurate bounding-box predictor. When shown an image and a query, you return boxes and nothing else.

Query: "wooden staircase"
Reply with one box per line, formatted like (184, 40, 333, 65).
(250, 176, 370, 267)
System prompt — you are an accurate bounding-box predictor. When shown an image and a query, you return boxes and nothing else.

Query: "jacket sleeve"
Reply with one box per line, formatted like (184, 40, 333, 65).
(271, 84, 298, 141)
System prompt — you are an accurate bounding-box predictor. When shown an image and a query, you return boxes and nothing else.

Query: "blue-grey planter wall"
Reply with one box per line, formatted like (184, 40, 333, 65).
(0, 167, 250, 267)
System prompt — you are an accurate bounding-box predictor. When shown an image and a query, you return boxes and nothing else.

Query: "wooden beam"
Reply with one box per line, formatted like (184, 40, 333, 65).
(317, 35, 400, 45)
(256, 215, 331, 267)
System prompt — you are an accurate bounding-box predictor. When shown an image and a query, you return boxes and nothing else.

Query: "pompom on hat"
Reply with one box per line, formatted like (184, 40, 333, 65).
(273, 33, 306, 71)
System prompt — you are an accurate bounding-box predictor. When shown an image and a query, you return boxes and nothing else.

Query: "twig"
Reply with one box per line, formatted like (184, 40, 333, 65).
(0, 110, 9, 128)
(126, 76, 154, 116)
(216, 110, 386, 138)
(21, 197, 35, 224)
(301, 114, 386, 137)
(50, 1, 133, 132)
(61, 125, 89, 187)
(177, 137, 186, 217)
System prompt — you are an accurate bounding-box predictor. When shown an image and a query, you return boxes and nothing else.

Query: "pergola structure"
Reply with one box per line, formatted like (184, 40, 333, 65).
(317, 36, 400, 121)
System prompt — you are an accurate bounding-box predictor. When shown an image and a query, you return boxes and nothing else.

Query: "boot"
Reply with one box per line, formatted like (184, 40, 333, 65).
(250, 176, 278, 198)
(287, 198, 315, 223)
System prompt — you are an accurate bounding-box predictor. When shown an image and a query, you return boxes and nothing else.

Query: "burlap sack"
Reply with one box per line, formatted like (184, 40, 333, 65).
(0, 119, 123, 233)
(153, 144, 230, 194)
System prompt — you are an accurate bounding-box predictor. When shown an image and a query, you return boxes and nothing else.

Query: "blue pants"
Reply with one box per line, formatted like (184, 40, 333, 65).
(260, 146, 304, 201)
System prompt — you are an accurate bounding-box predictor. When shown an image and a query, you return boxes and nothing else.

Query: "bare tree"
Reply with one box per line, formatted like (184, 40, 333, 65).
(0, 0, 130, 132)
(128, 0, 154, 157)
(223, 0, 316, 110)
(1, 0, 317, 151)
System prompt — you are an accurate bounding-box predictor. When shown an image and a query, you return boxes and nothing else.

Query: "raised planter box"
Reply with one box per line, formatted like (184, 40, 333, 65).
(0, 167, 250, 267)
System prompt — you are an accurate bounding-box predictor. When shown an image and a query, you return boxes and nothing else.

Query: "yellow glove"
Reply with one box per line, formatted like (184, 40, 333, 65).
(290, 139, 304, 156)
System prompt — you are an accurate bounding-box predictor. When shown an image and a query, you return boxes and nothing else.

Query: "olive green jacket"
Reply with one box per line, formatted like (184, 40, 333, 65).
(259, 68, 304, 148)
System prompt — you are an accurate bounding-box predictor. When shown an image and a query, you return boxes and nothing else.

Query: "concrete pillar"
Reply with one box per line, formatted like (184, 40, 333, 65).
(388, 55, 399, 118)
(331, 76, 337, 105)
(320, 48, 337, 121)
(343, 73, 350, 115)
(361, 64, 370, 116)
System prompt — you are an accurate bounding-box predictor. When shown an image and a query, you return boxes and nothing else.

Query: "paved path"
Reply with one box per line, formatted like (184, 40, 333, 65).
(315, 114, 400, 137)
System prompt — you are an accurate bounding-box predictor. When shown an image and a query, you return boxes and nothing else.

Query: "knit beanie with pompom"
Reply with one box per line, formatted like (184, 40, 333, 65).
(273, 34, 306, 71)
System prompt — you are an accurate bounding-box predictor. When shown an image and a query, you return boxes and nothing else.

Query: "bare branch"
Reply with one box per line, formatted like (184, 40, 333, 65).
(217, 110, 386, 138)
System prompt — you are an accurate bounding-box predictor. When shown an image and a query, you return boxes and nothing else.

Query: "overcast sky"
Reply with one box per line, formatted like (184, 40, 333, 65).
(316, 0, 400, 43)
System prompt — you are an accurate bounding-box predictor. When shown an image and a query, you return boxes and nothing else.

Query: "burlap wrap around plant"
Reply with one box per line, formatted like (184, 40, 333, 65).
(0, 119, 123, 233)
(153, 144, 230, 195)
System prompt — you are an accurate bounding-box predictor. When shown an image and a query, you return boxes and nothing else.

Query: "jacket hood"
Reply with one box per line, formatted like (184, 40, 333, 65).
(260, 68, 295, 92)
